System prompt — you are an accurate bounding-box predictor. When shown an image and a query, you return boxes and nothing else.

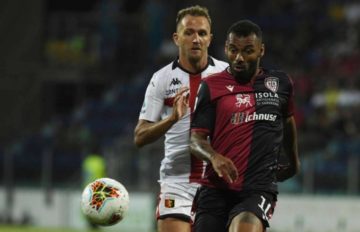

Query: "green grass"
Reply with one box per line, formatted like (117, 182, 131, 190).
(0, 225, 153, 232)
(0, 226, 93, 232)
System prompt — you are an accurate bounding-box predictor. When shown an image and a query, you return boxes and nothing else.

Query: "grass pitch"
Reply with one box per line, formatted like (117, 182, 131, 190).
(0, 225, 151, 232)
(0, 226, 92, 232)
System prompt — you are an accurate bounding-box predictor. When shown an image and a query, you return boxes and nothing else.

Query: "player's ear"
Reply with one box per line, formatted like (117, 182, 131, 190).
(224, 40, 228, 54)
(173, 32, 179, 46)
(208, 33, 213, 47)
(260, 43, 265, 57)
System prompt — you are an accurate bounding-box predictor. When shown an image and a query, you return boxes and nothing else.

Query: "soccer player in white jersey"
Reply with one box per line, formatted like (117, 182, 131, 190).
(134, 5, 228, 232)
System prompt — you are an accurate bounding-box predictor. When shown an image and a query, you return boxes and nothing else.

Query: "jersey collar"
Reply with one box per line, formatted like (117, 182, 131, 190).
(172, 56, 215, 74)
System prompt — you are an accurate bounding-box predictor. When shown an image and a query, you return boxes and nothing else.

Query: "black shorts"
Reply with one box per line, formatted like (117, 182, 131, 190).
(193, 186, 277, 232)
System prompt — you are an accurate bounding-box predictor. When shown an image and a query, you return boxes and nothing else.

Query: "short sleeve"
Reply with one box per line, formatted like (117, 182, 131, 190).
(191, 81, 216, 135)
(284, 75, 295, 117)
(139, 73, 164, 122)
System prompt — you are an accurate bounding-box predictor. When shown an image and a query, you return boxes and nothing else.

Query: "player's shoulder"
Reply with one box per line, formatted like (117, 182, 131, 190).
(262, 68, 294, 91)
(203, 56, 228, 82)
(209, 56, 228, 69)
(203, 69, 229, 86)
(263, 68, 290, 80)
(150, 61, 182, 86)
(153, 62, 175, 78)
(262, 68, 294, 87)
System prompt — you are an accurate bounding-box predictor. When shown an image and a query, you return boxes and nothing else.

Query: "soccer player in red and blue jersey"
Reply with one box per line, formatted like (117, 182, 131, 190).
(190, 20, 300, 232)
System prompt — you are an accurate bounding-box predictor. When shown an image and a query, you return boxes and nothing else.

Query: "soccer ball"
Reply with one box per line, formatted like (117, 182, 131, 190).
(81, 177, 130, 226)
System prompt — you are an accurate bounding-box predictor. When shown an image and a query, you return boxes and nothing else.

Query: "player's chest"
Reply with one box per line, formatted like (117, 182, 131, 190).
(163, 74, 202, 97)
(214, 78, 287, 113)
(217, 91, 283, 111)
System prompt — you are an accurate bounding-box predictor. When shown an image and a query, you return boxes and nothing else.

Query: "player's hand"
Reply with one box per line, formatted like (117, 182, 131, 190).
(171, 87, 189, 121)
(210, 153, 238, 184)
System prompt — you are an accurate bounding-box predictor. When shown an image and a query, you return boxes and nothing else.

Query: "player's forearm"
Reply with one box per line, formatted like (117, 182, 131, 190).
(190, 132, 216, 162)
(134, 117, 177, 147)
(278, 117, 300, 181)
(191, 131, 239, 183)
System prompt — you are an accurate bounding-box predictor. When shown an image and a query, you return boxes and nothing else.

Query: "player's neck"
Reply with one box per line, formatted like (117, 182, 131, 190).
(249, 68, 262, 84)
(178, 56, 208, 74)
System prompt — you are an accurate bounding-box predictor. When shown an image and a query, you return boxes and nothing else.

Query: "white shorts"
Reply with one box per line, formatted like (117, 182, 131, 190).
(156, 182, 199, 222)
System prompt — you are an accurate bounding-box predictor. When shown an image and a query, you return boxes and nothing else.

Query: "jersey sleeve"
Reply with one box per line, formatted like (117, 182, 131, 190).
(139, 73, 164, 122)
(284, 75, 295, 117)
(191, 81, 215, 135)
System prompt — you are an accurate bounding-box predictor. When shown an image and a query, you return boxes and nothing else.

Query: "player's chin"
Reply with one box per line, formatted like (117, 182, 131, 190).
(231, 68, 244, 76)
(188, 52, 203, 62)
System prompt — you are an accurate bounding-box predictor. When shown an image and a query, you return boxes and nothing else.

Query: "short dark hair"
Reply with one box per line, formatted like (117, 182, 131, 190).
(176, 5, 212, 29)
(226, 20, 262, 40)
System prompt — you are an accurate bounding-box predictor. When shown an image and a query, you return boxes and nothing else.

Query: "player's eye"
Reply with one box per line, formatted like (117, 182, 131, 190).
(229, 47, 238, 54)
(184, 30, 193, 36)
(198, 31, 208, 37)
(243, 48, 255, 55)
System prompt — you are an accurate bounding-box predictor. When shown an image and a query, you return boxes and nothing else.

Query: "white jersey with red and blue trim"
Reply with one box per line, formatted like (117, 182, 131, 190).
(139, 57, 228, 183)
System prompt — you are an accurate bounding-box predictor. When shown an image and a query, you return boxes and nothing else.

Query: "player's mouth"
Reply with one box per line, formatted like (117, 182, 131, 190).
(233, 64, 246, 72)
(191, 47, 201, 52)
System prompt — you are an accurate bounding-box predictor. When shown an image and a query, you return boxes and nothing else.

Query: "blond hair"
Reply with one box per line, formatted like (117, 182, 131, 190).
(176, 5, 212, 29)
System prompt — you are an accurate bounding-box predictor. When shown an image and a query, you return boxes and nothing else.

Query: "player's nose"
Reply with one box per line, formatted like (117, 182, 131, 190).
(235, 53, 244, 61)
(192, 33, 201, 43)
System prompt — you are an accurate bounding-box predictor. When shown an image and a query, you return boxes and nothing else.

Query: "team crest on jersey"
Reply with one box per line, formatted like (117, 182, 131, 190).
(164, 198, 175, 208)
(235, 94, 252, 107)
(264, 77, 279, 93)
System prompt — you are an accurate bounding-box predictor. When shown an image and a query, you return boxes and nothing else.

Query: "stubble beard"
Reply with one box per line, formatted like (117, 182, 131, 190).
(232, 60, 258, 84)
(187, 53, 205, 71)
(188, 51, 203, 64)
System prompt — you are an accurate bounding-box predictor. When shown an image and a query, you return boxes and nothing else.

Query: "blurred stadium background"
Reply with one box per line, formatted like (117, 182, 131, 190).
(0, 0, 359, 231)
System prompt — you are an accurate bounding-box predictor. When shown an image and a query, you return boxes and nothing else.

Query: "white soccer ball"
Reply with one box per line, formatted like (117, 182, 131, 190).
(81, 177, 130, 226)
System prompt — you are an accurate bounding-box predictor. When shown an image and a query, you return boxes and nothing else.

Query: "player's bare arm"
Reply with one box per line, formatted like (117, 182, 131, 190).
(134, 87, 189, 147)
(276, 116, 300, 181)
(190, 131, 238, 183)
